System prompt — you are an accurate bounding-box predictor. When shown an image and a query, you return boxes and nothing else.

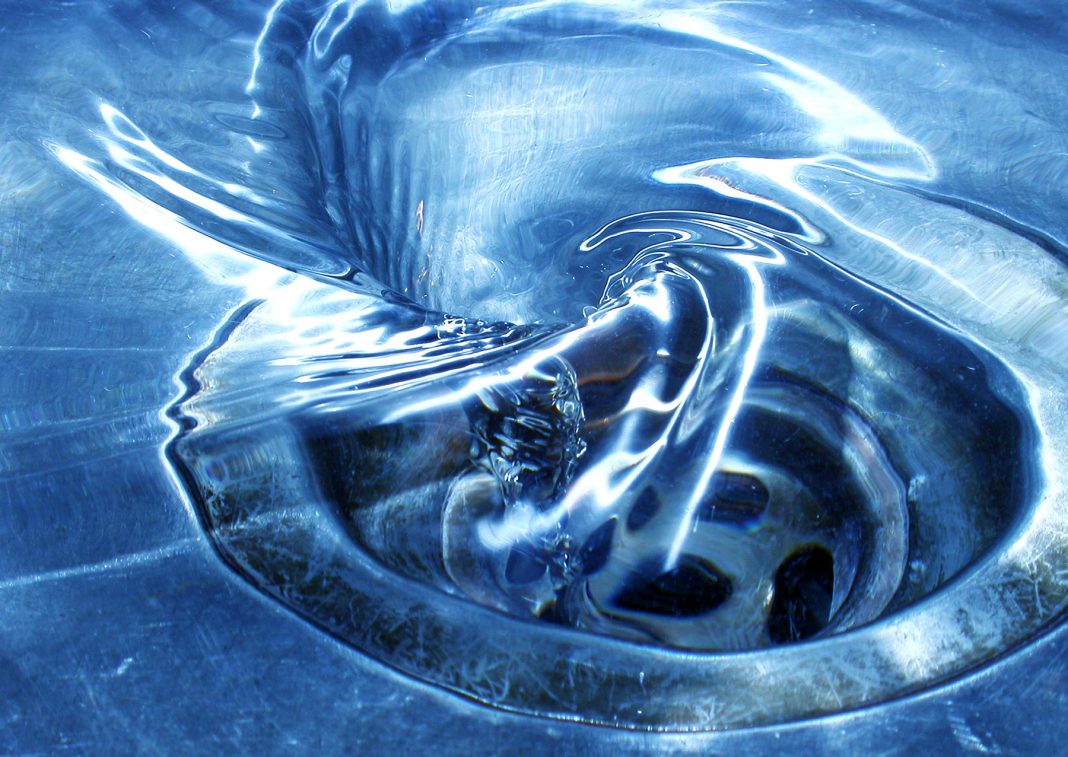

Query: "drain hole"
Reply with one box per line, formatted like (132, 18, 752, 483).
(579, 518, 616, 576)
(698, 471, 770, 526)
(612, 555, 732, 617)
(767, 545, 835, 643)
(626, 487, 661, 531)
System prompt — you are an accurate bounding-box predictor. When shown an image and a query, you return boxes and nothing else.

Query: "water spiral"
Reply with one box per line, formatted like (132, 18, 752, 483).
(50, 0, 1068, 730)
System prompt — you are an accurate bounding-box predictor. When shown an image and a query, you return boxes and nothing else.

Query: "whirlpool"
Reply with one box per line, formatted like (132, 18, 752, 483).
(2, 0, 1067, 752)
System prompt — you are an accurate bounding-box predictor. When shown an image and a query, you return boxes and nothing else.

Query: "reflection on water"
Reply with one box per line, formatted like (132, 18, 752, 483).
(38, 0, 1068, 731)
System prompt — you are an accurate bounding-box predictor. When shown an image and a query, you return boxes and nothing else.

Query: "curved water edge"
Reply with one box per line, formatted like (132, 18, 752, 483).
(49, 0, 1068, 731)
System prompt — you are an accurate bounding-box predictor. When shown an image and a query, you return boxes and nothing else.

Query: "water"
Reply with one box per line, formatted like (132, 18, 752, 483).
(8, 0, 1068, 734)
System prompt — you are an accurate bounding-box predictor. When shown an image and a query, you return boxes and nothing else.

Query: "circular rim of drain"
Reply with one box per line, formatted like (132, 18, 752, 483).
(173, 340, 1067, 732)
(182, 461, 1066, 731)
(160, 3, 1068, 730)
(166, 204, 1068, 731)
(43, 0, 1068, 730)
(166, 207, 1068, 728)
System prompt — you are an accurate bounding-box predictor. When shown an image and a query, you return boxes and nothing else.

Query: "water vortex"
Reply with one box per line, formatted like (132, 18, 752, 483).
(52, 0, 1068, 731)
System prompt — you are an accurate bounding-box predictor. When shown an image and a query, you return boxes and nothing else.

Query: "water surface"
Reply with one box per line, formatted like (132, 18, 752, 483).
(5, 0, 1068, 736)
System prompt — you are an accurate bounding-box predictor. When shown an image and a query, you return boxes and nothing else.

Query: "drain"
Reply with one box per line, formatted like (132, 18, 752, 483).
(768, 544, 835, 644)
(62, 0, 1065, 733)
(437, 373, 910, 651)
(166, 208, 1047, 730)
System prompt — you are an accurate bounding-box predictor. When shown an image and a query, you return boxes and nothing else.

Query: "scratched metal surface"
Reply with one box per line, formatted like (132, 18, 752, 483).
(1, 1, 1066, 753)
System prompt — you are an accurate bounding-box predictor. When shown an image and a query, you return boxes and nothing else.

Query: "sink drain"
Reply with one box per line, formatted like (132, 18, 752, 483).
(54, 0, 1067, 733)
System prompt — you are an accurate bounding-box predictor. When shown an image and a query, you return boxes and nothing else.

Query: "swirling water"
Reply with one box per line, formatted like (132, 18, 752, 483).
(28, 0, 1068, 730)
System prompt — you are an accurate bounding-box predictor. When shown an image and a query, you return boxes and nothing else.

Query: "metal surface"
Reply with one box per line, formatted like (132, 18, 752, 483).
(2, 0, 1067, 752)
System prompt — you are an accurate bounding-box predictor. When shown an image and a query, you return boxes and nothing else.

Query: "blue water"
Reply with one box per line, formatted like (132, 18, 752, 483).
(5, 0, 1068, 734)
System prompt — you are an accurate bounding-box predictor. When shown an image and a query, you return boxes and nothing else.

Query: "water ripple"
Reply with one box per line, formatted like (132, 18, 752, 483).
(49, 0, 1068, 731)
